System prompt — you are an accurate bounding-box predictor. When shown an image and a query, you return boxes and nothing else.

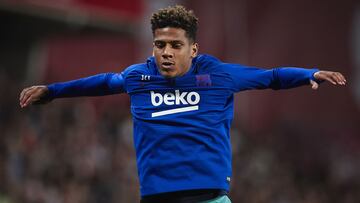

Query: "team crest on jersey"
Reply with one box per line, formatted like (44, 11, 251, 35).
(196, 74, 212, 87)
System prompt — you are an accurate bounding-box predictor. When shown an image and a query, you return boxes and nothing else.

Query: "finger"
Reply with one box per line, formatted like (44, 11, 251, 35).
(20, 87, 30, 102)
(22, 97, 32, 108)
(334, 72, 345, 85)
(336, 73, 346, 85)
(20, 86, 35, 103)
(20, 88, 36, 107)
(332, 73, 343, 85)
(23, 95, 39, 108)
(19, 91, 25, 106)
(339, 73, 346, 83)
(20, 89, 30, 107)
(322, 74, 337, 85)
(20, 94, 31, 108)
(310, 80, 319, 90)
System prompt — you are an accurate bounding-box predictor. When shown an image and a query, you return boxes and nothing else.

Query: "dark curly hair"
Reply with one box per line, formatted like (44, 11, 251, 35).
(151, 5, 199, 42)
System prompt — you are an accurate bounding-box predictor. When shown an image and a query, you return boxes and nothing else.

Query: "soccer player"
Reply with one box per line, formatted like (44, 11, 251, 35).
(19, 5, 346, 203)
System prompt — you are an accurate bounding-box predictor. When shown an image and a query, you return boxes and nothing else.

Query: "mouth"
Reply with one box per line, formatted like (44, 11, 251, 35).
(161, 61, 175, 70)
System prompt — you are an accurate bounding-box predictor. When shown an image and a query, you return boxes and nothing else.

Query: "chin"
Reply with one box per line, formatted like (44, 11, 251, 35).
(160, 71, 177, 78)
(162, 74, 176, 78)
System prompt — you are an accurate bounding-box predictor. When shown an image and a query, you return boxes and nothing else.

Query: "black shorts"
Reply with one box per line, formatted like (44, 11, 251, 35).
(140, 189, 228, 203)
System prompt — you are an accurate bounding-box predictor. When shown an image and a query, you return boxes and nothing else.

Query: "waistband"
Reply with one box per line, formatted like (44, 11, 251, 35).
(140, 189, 228, 203)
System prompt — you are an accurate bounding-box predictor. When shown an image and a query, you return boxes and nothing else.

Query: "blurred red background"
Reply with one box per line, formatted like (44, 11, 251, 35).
(0, 0, 359, 202)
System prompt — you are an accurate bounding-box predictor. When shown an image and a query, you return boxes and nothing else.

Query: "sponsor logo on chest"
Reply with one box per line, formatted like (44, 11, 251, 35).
(150, 90, 200, 117)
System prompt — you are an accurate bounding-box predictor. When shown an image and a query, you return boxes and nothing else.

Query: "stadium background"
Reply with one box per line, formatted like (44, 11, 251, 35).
(0, 0, 359, 202)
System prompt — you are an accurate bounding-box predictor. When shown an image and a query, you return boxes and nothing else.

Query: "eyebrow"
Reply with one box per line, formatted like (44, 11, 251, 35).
(153, 40, 184, 44)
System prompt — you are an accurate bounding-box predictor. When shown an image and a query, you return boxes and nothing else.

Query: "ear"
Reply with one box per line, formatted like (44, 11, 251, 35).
(152, 42, 155, 56)
(191, 43, 198, 58)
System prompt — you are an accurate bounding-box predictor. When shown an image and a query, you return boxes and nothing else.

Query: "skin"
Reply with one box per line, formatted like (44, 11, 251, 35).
(19, 27, 346, 108)
(311, 71, 346, 89)
(153, 27, 198, 78)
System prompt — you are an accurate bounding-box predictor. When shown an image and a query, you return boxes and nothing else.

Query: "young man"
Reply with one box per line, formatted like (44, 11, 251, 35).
(19, 5, 346, 203)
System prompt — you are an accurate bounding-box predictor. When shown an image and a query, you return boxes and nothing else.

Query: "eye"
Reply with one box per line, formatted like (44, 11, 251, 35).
(172, 42, 182, 49)
(154, 41, 165, 48)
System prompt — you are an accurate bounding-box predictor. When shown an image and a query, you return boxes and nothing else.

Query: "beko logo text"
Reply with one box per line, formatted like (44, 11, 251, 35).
(151, 90, 200, 106)
(150, 90, 200, 117)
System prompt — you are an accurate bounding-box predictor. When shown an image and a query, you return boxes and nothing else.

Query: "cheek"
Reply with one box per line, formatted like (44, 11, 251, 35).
(178, 49, 192, 60)
(153, 50, 162, 60)
(153, 49, 160, 57)
(177, 55, 191, 71)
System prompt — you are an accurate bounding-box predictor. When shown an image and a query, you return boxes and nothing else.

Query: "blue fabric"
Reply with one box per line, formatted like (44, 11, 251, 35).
(46, 54, 318, 196)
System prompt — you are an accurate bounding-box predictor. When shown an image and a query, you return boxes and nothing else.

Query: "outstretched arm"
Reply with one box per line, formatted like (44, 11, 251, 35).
(224, 63, 346, 91)
(19, 72, 125, 108)
(310, 70, 346, 90)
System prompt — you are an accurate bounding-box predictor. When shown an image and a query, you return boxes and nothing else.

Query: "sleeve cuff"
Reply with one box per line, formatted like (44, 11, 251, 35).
(310, 68, 322, 83)
(43, 84, 55, 101)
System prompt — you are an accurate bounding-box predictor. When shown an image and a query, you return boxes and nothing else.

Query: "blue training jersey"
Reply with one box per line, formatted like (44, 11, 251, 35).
(46, 54, 318, 196)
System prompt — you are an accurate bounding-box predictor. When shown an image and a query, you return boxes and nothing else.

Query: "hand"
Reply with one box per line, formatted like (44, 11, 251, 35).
(310, 71, 346, 90)
(19, 85, 49, 108)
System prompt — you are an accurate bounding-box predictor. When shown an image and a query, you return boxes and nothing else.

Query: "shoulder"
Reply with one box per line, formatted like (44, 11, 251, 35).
(194, 54, 222, 67)
(194, 54, 249, 74)
(122, 57, 157, 77)
(191, 54, 222, 74)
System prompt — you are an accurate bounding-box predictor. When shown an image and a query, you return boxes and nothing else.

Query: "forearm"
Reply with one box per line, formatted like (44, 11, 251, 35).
(45, 73, 124, 99)
(272, 67, 319, 89)
(228, 64, 320, 91)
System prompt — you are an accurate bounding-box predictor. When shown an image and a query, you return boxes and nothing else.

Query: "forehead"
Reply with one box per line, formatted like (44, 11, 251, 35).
(153, 27, 189, 42)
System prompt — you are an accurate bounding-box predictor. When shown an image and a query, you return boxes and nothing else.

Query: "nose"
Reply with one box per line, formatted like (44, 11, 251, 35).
(162, 44, 173, 59)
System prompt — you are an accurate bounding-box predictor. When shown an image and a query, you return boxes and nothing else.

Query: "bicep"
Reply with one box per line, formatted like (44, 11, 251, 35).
(224, 64, 276, 92)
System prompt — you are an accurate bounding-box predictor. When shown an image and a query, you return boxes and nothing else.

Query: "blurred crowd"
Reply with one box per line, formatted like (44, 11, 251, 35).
(1, 71, 360, 203)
